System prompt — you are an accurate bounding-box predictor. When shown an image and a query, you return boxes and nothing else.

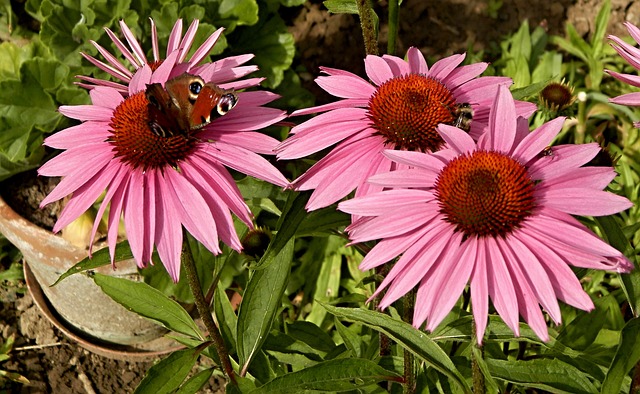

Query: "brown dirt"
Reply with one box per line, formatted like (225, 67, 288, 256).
(1, 0, 636, 392)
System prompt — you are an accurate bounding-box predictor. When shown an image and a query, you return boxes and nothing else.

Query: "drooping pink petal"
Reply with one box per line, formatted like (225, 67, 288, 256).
(512, 116, 565, 163)
(208, 142, 288, 187)
(315, 74, 377, 99)
(485, 237, 520, 336)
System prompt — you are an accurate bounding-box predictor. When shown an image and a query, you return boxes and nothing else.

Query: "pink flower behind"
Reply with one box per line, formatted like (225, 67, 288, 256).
(338, 84, 633, 343)
(78, 18, 262, 94)
(606, 21, 640, 125)
(39, 19, 288, 281)
(276, 48, 537, 211)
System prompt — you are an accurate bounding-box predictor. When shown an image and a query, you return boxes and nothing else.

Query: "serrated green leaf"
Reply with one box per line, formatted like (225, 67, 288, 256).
(231, 13, 294, 88)
(250, 358, 402, 393)
(134, 346, 204, 394)
(0, 58, 61, 129)
(322, 304, 471, 393)
(487, 358, 598, 394)
(92, 273, 203, 340)
(237, 237, 294, 373)
(52, 241, 133, 286)
(601, 318, 640, 393)
(175, 368, 214, 394)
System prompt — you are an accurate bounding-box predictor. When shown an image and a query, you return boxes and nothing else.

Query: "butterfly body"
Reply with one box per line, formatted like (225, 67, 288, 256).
(146, 74, 238, 138)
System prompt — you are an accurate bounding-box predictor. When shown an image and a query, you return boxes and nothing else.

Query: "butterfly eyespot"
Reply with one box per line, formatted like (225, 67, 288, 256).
(189, 81, 203, 95)
(216, 94, 238, 115)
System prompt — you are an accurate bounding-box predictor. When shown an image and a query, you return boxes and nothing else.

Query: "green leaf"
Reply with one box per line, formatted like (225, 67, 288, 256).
(252, 191, 309, 271)
(595, 215, 640, 315)
(487, 358, 598, 394)
(231, 13, 294, 88)
(134, 346, 204, 394)
(175, 368, 214, 394)
(322, 304, 471, 393)
(305, 246, 342, 326)
(0, 58, 62, 130)
(218, 0, 259, 27)
(286, 320, 336, 354)
(323, 0, 358, 14)
(214, 284, 239, 354)
(237, 237, 295, 373)
(591, 0, 611, 58)
(470, 346, 500, 394)
(296, 206, 350, 237)
(250, 358, 402, 393)
(52, 241, 132, 286)
(92, 273, 203, 340)
(601, 318, 640, 394)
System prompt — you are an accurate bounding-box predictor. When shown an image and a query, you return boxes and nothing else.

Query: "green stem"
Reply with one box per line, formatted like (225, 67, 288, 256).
(356, 0, 378, 56)
(387, 0, 399, 56)
(471, 319, 485, 394)
(403, 290, 416, 394)
(182, 231, 237, 385)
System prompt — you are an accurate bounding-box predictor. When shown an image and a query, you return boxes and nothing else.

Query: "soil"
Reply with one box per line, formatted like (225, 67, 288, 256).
(0, 0, 635, 393)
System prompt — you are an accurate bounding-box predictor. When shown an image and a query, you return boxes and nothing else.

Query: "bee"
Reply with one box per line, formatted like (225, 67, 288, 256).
(453, 103, 474, 132)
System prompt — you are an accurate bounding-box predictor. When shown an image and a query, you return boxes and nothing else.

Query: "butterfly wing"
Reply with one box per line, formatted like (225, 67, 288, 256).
(189, 83, 238, 130)
(145, 83, 191, 137)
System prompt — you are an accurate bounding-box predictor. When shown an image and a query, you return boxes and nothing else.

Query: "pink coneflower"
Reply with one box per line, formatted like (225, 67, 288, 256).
(276, 48, 537, 211)
(606, 21, 640, 125)
(78, 18, 262, 94)
(338, 85, 633, 342)
(39, 20, 288, 281)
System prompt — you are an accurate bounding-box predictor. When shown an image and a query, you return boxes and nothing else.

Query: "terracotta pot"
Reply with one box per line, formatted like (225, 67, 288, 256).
(0, 194, 168, 349)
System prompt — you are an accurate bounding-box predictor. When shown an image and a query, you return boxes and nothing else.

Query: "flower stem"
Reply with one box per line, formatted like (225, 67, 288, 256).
(356, 0, 379, 56)
(182, 231, 237, 385)
(471, 319, 485, 394)
(387, 0, 399, 55)
(403, 290, 416, 393)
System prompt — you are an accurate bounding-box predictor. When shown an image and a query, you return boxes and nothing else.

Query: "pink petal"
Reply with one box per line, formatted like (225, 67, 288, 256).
(444, 63, 488, 88)
(347, 203, 438, 243)
(166, 19, 183, 56)
(381, 149, 447, 172)
(119, 20, 147, 66)
(407, 47, 428, 74)
(209, 142, 288, 187)
(316, 74, 376, 99)
(154, 177, 183, 281)
(339, 189, 433, 216)
(177, 19, 199, 63)
(605, 69, 640, 88)
(358, 225, 433, 270)
(470, 238, 489, 343)
(609, 91, 640, 106)
(289, 99, 370, 116)
(381, 54, 411, 75)
(512, 117, 565, 163)
(527, 143, 601, 180)
(485, 84, 516, 153)
(59, 105, 113, 121)
(365, 55, 395, 86)
(367, 168, 436, 188)
(44, 122, 110, 149)
(428, 54, 465, 80)
(89, 86, 124, 109)
(437, 124, 477, 154)
(485, 237, 520, 336)
(188, 27, 224, 66)
(123, 169, 146, 266)
(537, 188, 632, 216)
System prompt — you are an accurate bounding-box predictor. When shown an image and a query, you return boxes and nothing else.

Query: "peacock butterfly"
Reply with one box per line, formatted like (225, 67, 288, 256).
(145, 73, 238, 138)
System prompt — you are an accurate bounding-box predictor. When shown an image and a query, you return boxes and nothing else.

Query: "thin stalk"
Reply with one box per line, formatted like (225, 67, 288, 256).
(387, 0, 399, 55)
(356, 0, 378, 56)
(182, 231, 237, 385)
(471, 319, 485, 394)
(403, 290, 416, 394)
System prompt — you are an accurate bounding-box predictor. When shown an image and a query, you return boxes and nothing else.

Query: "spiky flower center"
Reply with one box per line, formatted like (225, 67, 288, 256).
(434, 151, 535, 238)
(367, 74, 458, 152)
(540, 81, 575, 111)
(109, 92, 197, 169)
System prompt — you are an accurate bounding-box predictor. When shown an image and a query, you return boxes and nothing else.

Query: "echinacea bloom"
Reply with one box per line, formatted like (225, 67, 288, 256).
(39, 20, 288, 281)
(606, 21, 640, 125)
(276, 48, 537, 211)
(338, 85, 633, 342)
(78, 18, 262, 94)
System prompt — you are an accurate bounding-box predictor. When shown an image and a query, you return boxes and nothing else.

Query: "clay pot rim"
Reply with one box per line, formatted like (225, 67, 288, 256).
(24, 263, 183, 361)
